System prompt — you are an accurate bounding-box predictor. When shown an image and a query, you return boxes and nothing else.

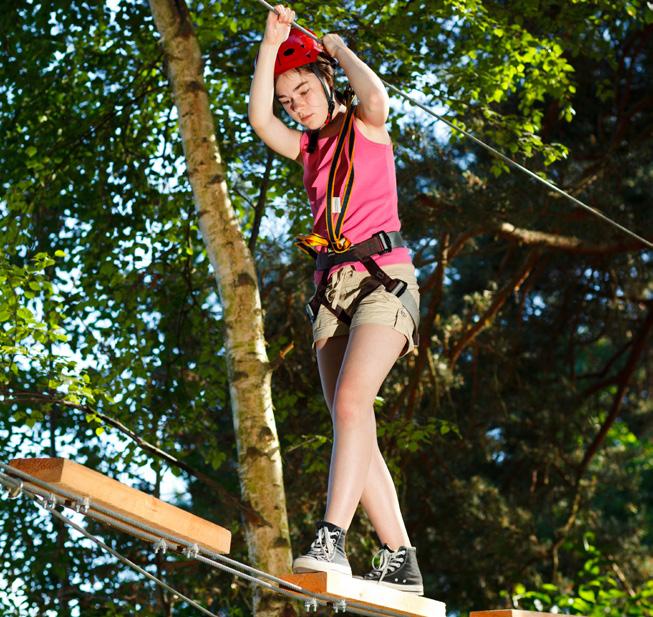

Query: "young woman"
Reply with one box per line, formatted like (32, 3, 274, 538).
(248, 5, 423, 594)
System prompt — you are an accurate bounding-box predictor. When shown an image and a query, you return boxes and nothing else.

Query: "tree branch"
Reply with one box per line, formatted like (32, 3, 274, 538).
(3, 390, 267, 525)
(447, 250, 539, 370)
(248, 147, 275, 253)
(576, 307, 653, 479)
(496, 222, 647, 254)
(550, 307, 653, 574)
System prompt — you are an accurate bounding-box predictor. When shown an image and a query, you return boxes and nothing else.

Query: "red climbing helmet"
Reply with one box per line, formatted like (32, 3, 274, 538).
(274, 27, 323, 77)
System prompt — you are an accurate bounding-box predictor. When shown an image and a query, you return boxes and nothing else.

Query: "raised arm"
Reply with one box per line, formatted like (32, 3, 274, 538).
(322, 34, 390, 129)
(248, 6, 302, 162)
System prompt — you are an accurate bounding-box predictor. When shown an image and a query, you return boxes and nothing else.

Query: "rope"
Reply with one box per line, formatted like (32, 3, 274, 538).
(0, 463, 431, 617)
(251, 0, 653, 251)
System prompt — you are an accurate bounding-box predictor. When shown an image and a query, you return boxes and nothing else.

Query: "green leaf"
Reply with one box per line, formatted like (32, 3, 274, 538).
(17, 307, 33, 321)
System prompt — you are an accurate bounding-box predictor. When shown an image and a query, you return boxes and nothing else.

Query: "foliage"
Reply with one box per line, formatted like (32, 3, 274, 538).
(1, 0, 652, 615)
(511, 534, 653, 616)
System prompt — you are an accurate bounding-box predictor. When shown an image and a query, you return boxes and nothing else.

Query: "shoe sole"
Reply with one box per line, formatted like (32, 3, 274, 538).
(353, 577, 424, 595)
(293, 556, 352, 576)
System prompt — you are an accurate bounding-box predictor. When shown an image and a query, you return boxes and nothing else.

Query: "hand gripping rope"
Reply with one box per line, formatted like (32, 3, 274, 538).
(253, 0, 653, 251)
(0, 460, 422, 617)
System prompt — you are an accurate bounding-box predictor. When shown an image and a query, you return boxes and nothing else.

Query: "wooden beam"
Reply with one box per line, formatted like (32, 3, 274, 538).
(282, 572, 446, 617)
(9, 458, 231, 555)
(469, 608, 584, 617)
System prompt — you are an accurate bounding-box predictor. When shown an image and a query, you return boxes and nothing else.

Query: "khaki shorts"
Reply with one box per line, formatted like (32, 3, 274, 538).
(311, 263, 421, 356)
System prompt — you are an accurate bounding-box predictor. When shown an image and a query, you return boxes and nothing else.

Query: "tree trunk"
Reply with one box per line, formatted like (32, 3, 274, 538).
(147, 2, 293, 614)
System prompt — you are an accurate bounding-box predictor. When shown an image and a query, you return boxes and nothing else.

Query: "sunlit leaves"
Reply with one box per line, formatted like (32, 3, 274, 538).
(514, 534, 653, 615)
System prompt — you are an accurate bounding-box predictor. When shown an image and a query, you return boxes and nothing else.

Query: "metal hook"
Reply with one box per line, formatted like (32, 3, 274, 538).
(73, 496, 90, 514)
(332, 599, 347, 613)
(6, 480, 23, 499)
(154, 539, 168, 555)
(304, 598, 318, 612)
(182, 543, 199, 559)
(43, 493, 58, 511)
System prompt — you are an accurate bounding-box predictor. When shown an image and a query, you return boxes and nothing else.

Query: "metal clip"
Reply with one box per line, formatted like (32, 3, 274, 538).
(43, 493, 58, 511)
(154, 539, 168, 555)
(6, 480, 23, 499)
(303, 598, 318, 612)
(73, 496, 90, 514)
(375, 230, 393, 254)
(305, 302, 317, 322)
(182, 543, 199, 559)
(390, 279, 408, 297)
(332, 599, 347, 613)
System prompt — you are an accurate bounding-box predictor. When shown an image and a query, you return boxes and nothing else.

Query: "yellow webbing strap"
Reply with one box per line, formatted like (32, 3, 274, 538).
(325, 104, 356, 253)
(295, 104, 357, 258)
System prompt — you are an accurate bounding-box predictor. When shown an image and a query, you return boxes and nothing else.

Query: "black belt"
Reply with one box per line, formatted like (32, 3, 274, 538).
(315, 231, 404, 271)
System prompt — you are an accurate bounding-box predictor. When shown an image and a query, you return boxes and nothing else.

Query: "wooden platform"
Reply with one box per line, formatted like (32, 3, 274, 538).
(9, 458, 231, 554)
(282, 571, 445, 617)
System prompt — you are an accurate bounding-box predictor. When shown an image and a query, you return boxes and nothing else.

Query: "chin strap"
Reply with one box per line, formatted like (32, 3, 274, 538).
(306, 63, 337, 153)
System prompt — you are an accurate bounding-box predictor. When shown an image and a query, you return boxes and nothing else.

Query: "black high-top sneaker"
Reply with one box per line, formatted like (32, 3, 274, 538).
(357, 545, 424, 594)
(292, 520, 352, 576)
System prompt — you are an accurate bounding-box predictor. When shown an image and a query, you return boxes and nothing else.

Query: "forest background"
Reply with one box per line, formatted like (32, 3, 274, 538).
(1, 0, 652, 616)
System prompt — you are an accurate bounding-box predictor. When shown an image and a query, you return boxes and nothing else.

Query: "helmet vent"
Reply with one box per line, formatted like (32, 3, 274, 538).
(273, 27, 321, 77)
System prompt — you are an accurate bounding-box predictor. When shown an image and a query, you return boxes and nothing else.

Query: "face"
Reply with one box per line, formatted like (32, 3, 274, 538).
(275, 70, 328, 130)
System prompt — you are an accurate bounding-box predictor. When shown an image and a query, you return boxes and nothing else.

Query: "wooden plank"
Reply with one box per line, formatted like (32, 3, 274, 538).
(9, 458, 231, 555)
(282, 572, 446, 617)
(469, 608, 584, 617)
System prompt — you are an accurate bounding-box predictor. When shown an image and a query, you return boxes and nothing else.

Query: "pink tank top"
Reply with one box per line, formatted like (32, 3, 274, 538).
(300, 115, 412, 281)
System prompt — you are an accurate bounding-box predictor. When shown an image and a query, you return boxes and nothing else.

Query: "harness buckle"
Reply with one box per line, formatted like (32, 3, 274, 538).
(389, 279, 408, 297)
(375, 231, 393, 254)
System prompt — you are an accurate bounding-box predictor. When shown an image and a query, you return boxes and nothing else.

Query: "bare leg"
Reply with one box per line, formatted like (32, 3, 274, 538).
(360, 445, 410, 549)
(316, 334, 411, 548)
(316, 324, 407, 534)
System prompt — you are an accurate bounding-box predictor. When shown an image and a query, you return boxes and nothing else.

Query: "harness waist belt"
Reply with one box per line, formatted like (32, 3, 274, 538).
(315, 231, 404, 271)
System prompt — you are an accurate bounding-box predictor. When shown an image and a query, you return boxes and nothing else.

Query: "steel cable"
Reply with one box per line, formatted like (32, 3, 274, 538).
(0, 474, 221, 617)
(0, 463, 437, 617)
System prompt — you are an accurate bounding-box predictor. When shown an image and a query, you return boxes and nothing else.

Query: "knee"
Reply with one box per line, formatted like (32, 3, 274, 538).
(332, 390, 368, 427)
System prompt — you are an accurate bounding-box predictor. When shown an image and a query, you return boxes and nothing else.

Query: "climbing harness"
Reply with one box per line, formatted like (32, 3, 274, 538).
(293, 102, 418, 333)
(305, 231, 418, 335)
(0, 460, 421, 617)
(254, 0, 653, 250)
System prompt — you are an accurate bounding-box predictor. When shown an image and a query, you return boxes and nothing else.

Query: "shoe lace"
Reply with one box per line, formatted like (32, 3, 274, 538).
(308, 526, 338, 559)
(369, 546, 406, 582)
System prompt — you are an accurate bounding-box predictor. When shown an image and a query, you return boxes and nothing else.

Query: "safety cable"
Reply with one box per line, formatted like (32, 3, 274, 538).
(0, 463, 433, 617)
(0, 462, 304, 593)
(0, 471, 383, 617)
(0, 474, 221, 617)
(251, 0, 652, 250)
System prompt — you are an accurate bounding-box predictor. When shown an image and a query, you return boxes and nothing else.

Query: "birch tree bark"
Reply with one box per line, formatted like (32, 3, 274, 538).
(147, 1, 293, 614)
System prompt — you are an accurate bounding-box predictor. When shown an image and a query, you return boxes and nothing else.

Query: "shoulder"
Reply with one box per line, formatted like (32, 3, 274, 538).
(353, 107, 392, 145)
